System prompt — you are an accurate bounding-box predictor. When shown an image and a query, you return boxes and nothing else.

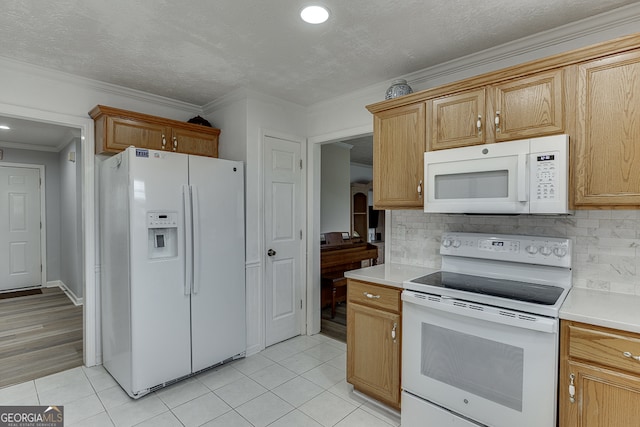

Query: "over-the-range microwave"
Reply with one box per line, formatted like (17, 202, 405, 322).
(424, 134, 570, 214)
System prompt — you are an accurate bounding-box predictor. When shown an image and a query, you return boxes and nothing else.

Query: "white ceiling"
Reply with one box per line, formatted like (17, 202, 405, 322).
(1, 0, 637, 107)
(0, 116, 80, 152)
(0, 0, 638, 155)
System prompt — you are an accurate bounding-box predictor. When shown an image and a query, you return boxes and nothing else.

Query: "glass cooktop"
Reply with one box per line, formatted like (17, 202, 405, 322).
(410, 271, 564, 305)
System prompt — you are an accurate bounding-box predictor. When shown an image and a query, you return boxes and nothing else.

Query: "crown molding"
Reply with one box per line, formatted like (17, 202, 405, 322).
(201, 88, 250, 113)
(403, 3, 640, 89)
(332, 142, 353, 150)
(202, 87, 306, 115)
(0, 140, 59, 152)
(0, 56, 203, 114)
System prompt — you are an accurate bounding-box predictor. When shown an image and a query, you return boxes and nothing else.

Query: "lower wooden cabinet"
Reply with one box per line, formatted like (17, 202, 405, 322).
(560, 320, 640, 426)
(346, 279, 401, 409)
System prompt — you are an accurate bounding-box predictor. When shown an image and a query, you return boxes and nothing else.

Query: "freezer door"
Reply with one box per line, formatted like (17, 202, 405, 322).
(188, 155, 246, 372)
(128, 148, 192, 394)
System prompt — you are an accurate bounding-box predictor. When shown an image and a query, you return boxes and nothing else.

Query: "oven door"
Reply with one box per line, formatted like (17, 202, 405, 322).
(424, 139, 529, 214)
(401, 291, 559, 427)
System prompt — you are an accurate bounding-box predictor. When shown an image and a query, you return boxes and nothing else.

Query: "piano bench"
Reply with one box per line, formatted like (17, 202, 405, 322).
(321, 273, 348, 319)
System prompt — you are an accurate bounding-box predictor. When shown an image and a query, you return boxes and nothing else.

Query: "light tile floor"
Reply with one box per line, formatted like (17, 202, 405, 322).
(0, 334, 401, 427)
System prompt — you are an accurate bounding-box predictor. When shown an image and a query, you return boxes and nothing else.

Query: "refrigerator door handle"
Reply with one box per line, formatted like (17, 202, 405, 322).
(191, 185, 201, 295)
(183, 184, 193, 295)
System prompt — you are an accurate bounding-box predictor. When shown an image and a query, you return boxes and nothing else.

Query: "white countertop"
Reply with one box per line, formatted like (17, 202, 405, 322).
(344, 263, 437, 288)
(560, 287, 640, 334)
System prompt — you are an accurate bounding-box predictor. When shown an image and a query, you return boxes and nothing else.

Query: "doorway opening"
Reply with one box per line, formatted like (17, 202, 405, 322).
(318, 134, 383, 342)
(0, 106, 96, 385)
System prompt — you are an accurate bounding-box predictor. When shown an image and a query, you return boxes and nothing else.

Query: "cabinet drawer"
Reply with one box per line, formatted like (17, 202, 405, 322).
(347, 279, 401, 313)
(568, 323, 640, 376)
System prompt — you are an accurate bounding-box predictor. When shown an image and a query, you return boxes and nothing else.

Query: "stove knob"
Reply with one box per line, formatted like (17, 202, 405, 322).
(540, 246, 552, 256)
(554, 247, 568, 257)
(442, 239, 452, 248)
(525, 245, 538, 255)
(452, 240, 462, 248)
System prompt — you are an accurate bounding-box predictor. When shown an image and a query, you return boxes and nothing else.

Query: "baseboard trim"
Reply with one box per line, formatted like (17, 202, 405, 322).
(47, 280, 84, 306)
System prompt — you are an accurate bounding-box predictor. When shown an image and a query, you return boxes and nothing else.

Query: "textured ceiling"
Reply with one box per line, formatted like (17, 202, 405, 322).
(345, 136, 374, 166)
(0, 0, 637, 107)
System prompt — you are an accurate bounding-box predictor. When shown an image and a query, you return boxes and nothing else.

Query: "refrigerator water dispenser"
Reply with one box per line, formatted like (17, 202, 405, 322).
(147, 211, 178, 259)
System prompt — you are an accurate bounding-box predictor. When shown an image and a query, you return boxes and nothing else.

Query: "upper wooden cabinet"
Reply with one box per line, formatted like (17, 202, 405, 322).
(90, 105, 220, 157)
(372, 102, 426, 209)
(428, 88, 486, 150)
(427, 68, 565, 151)
(573, 50, 640, 207)
(490, 68, 565, 141)
(367, 33, 640, 209)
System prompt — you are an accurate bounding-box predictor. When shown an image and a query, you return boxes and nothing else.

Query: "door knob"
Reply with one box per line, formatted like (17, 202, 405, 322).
(267, 249, 276, 257)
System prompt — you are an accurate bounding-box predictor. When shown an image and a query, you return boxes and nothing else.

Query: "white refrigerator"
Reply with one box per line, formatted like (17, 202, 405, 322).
(100, 147, 245, 398)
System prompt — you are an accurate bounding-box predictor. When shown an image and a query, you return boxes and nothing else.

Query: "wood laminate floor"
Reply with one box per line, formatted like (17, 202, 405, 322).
(320, 303, 346, 343)
(0, 287, 83, 389)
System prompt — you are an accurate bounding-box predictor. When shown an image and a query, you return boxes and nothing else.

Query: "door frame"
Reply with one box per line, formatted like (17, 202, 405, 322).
(0, 102, 97, 366)
(306, 125, 375, 335)
(0, 162, 47, 290)
(260, 130, 307, 347)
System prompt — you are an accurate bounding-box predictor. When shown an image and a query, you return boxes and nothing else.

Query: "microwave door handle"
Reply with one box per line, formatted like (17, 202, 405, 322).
(517, 153, 528, 202)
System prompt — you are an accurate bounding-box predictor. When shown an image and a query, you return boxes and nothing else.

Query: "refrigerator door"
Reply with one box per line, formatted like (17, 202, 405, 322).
(128, 148, 192, 394)
(188, 155, 246, 372)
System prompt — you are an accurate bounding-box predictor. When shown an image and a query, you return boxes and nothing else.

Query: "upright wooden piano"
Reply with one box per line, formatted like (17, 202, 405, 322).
(320, 233, 378, 318)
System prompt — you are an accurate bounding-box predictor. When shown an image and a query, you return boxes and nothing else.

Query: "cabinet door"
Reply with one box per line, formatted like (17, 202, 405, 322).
(171, 127, 219, 158)
(106, 116, 169, 152)
(347, 302, 401, 409)
(489, 68, 565, 141)
(574, 51, 640, 206)
(561, 361, 640, 427)
(373, 103, 425, 209)
(427, 88, 486, 151)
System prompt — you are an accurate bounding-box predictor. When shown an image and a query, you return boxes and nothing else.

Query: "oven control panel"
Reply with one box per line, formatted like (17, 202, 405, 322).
(440, 232, 571, 267)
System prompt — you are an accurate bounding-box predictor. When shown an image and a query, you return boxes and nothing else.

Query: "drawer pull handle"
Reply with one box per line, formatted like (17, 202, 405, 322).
(363, 292, 380, 299)
(623, 351, 640, 361)
(569, 373, 575, 404)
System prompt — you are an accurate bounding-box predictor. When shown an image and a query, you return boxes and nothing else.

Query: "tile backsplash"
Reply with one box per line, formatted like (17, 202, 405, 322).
(390, 210, 640, 295)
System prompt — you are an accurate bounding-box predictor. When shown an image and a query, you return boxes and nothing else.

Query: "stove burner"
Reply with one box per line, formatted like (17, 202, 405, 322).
(410, 271, 564, 305)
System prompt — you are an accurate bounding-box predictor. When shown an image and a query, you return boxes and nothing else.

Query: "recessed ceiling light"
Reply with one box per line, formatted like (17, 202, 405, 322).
(0, 125, 10, 130)
(300, 5, 330, 24)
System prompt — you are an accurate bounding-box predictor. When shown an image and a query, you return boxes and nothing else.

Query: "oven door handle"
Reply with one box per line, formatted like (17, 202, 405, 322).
(402, 291, 557, 334)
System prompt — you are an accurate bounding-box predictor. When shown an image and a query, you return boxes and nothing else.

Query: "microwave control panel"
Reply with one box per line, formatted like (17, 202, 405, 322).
(534, 152, 558, 200)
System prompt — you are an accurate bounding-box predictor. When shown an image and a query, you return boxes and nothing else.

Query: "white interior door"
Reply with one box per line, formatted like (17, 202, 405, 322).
(264, 136, 304, 346)
(0, 165, 43, 291)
